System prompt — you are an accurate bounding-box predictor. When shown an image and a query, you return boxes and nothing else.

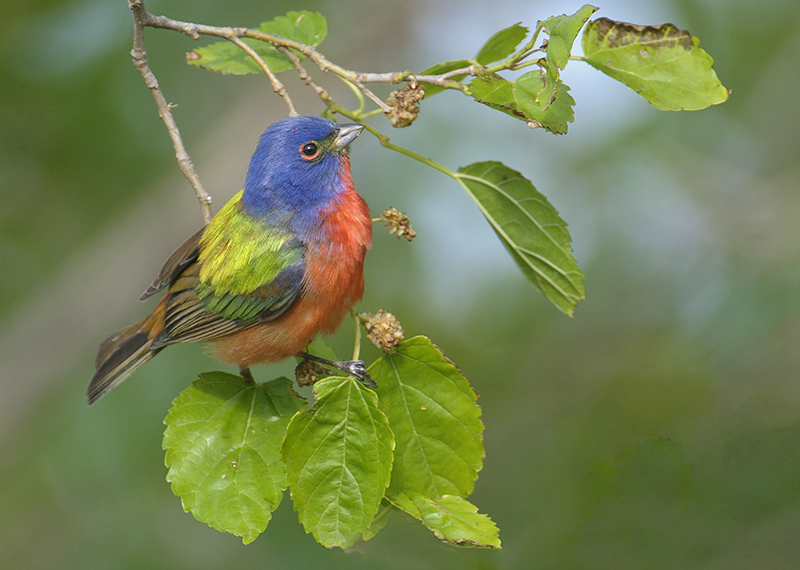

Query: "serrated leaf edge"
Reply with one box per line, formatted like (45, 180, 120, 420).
(455, 163, 584, 312)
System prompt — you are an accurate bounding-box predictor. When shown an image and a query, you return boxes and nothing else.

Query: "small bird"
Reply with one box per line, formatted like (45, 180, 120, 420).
(88, 115, 372, 404)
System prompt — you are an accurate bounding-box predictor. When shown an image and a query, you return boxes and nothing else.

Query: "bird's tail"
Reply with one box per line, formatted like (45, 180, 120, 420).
(87, 298, 167, 405)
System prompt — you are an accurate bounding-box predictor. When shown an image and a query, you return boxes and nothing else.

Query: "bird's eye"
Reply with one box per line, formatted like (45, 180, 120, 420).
(299, 142, 320, 160)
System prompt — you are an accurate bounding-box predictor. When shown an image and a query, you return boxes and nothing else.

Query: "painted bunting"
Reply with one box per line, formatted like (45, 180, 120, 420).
(88, 115, 372, 404)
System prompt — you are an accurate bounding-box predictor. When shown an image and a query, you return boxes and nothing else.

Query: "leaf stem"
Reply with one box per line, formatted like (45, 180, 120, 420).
(340, 78, 367, 116)
(339, 117, 456, 176)
(370, 503, 392, 529)
(322, 107, 462, 187)
(359, 108, 384, 119)
(379, 140, 456, 177)
(522, 21, 546, 59)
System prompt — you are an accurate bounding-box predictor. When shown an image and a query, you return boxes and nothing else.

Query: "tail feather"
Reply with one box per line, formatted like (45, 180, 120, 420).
(88, 301, 166, 405)
(95, 320, 145, 368)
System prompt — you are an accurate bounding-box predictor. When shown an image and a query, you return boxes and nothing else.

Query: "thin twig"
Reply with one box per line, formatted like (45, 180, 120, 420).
(350, 309, 362, 361)
(128, 0, 213, 223)
(225, 34, 297, 116)
(278, 46, 350, 120)
(135, 5, 476, 98)
(277, 47, 330, 100)
(353, 81, 392, 113)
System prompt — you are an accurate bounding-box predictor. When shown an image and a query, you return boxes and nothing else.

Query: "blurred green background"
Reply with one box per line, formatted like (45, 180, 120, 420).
(2, 0, 800, 568)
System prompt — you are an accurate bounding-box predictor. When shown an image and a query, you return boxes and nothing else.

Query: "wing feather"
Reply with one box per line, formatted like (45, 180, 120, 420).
(140, 227, 204, 301)
(149, 193, 306, 347)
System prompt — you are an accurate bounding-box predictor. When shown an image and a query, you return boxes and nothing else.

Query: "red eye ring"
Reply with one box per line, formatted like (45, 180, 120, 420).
(299, 142, 320, 160)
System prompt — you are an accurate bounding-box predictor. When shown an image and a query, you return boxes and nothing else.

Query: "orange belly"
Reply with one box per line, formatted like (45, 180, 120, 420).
(206, 279, 359, 366)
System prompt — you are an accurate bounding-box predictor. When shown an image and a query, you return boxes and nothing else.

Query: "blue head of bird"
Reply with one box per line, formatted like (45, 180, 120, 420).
(242, 115, 364, 228)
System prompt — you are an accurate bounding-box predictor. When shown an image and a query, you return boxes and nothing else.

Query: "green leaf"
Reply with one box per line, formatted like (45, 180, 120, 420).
(282, 376, 394, 549)
(455, 162, 585, 316)
(186, 40, 286, 75)
(541, 81, 576, 133)
(371, 336, 484, 498)
(420, 23, 528, 98)
(469, 70, 575, 134)
(474, 23, 529, 66)
(515, 69, 576, 133)
(514, 68, 557, 113)
(390, 492, 501, 548)
(163, 372, 306, 544)
(544, 5, 598, 70)
(469, 72, 519, 118)
(581, 17, 729, 110)
(419, 59, 471, 98)
(186, 11, 326, 75)
(258, 10, 327, 46)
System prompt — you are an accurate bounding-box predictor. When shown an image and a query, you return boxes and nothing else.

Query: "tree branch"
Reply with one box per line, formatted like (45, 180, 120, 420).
(128, 0, 213, 223)
(277, 47, 331, 102)
(125, 0, 501, 222)
(225, 34, 298, 116)
(133, 3, 479, 102)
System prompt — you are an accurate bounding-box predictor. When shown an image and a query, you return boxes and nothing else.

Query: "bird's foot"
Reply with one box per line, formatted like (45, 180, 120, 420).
(299, 352, 377, 388)
(336, 359, 378, 388)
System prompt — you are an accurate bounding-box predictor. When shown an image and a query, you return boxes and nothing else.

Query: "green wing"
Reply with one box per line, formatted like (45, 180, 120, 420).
(147, 191, 306, 347)
(195, 191, 304, 319)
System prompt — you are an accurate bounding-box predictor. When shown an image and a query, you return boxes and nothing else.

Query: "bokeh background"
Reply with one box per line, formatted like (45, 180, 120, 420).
(3, 0, 800, 568)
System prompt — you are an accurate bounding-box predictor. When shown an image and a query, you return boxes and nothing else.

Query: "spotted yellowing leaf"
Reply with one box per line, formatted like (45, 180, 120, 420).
(581, 17, 729, 110)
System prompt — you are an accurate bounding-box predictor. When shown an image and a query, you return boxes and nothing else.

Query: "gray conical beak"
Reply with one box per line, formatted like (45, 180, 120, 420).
(333, 123, 364, 150)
